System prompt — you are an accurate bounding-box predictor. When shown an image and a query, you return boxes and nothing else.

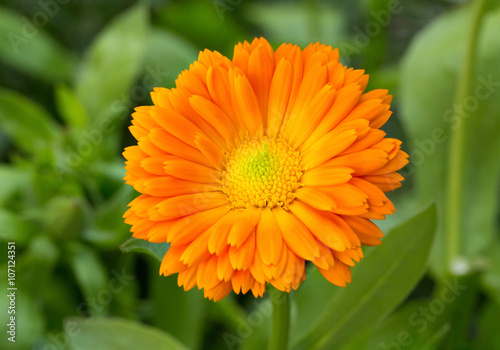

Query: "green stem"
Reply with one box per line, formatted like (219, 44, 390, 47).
(268, 291, 291, 350)
(445, 0, 487, 272)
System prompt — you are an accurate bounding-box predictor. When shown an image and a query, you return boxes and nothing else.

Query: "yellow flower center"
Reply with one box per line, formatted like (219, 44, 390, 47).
(220, 137, 303, 209)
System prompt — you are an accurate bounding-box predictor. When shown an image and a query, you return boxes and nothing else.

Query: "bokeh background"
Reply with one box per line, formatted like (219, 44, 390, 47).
(1, 0, 500, 349)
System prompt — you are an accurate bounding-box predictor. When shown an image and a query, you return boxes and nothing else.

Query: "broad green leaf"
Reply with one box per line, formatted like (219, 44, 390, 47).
(0, 7, 75, 82)
(120, 238, 169, 261)
(290, 268, 340, 341)
(292, 203, 436, 350)
(67, 242, 109, 316)
(75, 4, 148, 124)
(0, 88, 60, 154)
(400, 4, 500, 277)
(55, 84, 88, 129)
(246, 2, 345, 49)
(66, 317, 189, 350)
(369, 299, 451, 350)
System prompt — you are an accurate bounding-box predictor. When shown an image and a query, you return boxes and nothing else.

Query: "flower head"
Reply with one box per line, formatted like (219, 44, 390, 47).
(123, 37, 408, 301)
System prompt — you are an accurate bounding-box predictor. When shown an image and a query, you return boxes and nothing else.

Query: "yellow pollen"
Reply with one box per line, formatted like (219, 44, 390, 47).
(220, 137, 303, 209)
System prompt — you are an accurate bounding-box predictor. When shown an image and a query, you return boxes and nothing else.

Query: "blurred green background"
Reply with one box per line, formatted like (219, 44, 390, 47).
(1, 0, 500, 349)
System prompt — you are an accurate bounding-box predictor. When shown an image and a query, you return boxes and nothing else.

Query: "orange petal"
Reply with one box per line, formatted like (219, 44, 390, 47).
(289, 201, 348, 251)
(227, 208, 262, 248)
(300, 167, 353, 187)
(256, 208, 284, 266)
(164, 158, 220, 183)
(157, 192, 228, 220)
(273, 209, 320, 260)
(267, 58, 293, 137)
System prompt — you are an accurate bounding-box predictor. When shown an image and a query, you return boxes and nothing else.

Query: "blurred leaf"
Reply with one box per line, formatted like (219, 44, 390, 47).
(55, 84, 88, 129)
(0, 6, 75, 82)
(400, 4, 500, 277)
(371, 274, 478, 350)
(0, 165, 29, 206)
(0, 208, 33, 244)
(156, 0, 247, 54)
(142, 29, 198, 89)
(67, 242, 109, 316)
(0, 285, 44, 350)
(66, 317, 189, 350)
(246, 2, 345, 48)
(120, 238, 169, 261)
(480, 240, 500, 304)
(369, 299, 449, 350)
(75, 4, 149, 123)
(42, 196, 85, 241)
(150, 268, 205, 350)
(473, 301, 500, 349)
(0, 88, 60, 154)
(291, 268, 340, 341)
(292, 203, 436, 350)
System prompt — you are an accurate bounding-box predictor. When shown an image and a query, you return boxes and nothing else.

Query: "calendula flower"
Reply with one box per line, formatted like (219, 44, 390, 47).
(123, 37, 408, 301)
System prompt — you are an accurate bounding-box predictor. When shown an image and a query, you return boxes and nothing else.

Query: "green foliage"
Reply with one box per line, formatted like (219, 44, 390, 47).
(0, 1, 499, 349)
(0, 7, 75, 82)
(66, 317, 189, 350)
(75, 4, 149, 125)
(293, 204, 437, 350)
(120, 238, 169, 261)
(400, 3, 500, 277)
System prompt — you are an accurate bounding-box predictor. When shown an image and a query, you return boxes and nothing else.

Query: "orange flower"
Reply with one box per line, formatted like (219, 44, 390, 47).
(123, 37, 408, 301)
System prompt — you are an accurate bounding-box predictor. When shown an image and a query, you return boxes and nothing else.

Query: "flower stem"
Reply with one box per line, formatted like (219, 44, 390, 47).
(445, 0, 487, 272)
(269, 290, 291, 350)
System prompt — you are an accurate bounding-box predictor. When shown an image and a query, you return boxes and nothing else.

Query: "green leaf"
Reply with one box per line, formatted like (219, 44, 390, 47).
(290, 268, 341, 341)
(150, 268, 205, 350)
(66, 317, 189, 350)
(480, 240, 500, 304)
(0, 208, 33, 244)
(0, 285, 44, 349)
(0, 7, 75, 82)
(55, 84, 88, 129)
(400, 4, 500, 277)
(369, 299, 449, 350)
(473, 301, 500, 350)
(67, 242, 109, 316)
(292, 203, 437, 350)
(75, 4, 149, 123)
(0, 88, 60, 154)
(0, 165, 29, 206)
(120, 238, 169, 261)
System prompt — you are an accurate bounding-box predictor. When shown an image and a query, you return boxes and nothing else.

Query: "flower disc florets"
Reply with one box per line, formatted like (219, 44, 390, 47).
(220, 137, 303, 209)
